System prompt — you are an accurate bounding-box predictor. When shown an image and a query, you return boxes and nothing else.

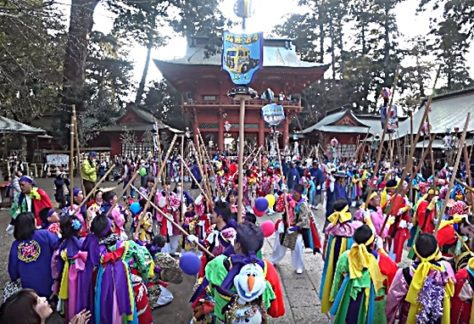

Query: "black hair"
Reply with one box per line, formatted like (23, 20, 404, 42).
(95, 189, 103, 198)
(244, 212, 257, 224)
(294, 184, 305, 195)
(226, 189, 238, 202)
(139, 198, 147, 209)
(38, 208, 51, 227)
(236, 222, 264, 255)
(0, 289, 41, 324)
(214, 201, 232, 223)
(152, 234, 167, 248)
(103, 191, 116, 203)
(13, 213, 36, 241)
(60, 215, 81, 240)
(333, 199, 349, 212)
(146, 176, 155, 183)
(91, 213, 110, 237)
(415, 233, 438, 258)
(354, 225, 373, 245)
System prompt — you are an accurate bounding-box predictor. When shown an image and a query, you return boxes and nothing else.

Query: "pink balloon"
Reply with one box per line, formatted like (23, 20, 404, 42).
(260, 220, 275, 237)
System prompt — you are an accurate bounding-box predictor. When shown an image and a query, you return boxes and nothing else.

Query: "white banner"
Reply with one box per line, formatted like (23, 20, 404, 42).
(46, 154, 69, 166)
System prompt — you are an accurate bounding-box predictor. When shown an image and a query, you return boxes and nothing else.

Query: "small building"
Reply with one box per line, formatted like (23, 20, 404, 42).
(96, 106, 182, 156)
(299, 109, 383, 158)
(154, 37, 329, 151)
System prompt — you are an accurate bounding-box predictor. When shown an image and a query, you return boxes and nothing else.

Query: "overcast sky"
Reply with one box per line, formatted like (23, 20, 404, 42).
(89, 0, 474, 89)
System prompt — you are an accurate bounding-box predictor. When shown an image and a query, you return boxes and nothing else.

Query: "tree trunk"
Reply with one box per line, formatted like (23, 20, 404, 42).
(329, 15, 336, 80)
(318, 3, 325, 63)
(135, 38, 153, 105)
(58, 0, 99, 147)
(383, 2, 391, 85)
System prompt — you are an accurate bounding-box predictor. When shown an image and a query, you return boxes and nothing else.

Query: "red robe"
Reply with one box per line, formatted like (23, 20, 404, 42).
(415, 200, 436, 234)
(264, 260, 285, 318)
(451, 268, 473, 324)
(385, 193, 410, 263)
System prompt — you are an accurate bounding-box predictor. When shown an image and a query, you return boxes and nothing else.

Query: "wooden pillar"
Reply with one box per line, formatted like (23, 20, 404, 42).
(283, 114, 290, 148)
(258, 117, 265, 147)
(218, 110, 224, 151)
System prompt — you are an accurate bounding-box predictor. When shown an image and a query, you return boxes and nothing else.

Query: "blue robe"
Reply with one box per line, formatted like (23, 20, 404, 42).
(9, 230, 59, 297)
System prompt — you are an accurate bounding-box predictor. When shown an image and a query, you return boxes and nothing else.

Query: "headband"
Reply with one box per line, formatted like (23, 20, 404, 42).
(19, 176, 34, 184)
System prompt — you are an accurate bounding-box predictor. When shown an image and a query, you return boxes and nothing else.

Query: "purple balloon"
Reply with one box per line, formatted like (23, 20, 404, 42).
(255, 197, 269, 212)
(179, 252, 201, 275)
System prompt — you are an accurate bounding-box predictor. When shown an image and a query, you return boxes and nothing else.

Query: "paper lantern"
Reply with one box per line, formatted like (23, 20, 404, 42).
(260, 220, 275, 237)
(179, 252, 201, 276)
(254, 197, 269, 212)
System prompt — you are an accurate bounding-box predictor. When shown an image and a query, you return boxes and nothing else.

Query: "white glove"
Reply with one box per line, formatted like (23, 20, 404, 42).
(408, 222, 414, 230)
(399, 220, 407, 229)
(187, 234, 198, 243)
(375, 237, 384, 251)
(330, 176, 335, 183)
(316, 185, 321, 190)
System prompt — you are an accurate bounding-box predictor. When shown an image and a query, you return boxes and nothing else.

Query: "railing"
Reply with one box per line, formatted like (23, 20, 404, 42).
(183, 98, 302, 108)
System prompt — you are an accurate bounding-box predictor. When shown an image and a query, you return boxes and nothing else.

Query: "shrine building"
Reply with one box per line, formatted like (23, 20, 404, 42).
(154, 36, 328, 151)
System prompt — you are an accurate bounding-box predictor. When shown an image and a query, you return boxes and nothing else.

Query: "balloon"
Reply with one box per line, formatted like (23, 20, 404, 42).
(265, 194, 276, 209)
(260, 220, 275, 238)
(253, 206, 265, 217)
(139, 167, 147, 177)
(130, 202, 142, 215)
(179, 252, 201, 276)
(255, 197, 269, 212)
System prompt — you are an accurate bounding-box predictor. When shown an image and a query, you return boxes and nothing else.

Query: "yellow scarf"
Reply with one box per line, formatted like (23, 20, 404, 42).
(328, 205, 352, 225)
(58, 250, 69, 300)
(347, 234, 385, 311)
(405, 247, 454, 324)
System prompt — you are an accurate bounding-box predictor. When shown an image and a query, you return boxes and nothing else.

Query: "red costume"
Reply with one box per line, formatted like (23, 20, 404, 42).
(415, 199, 436, 234)
(451, 268, 473, 324)
(384, 192, 410, 263)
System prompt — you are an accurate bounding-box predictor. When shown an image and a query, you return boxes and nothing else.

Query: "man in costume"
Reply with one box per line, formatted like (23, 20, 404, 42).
(386, 233, 455, 324)
(270, 184, 320, 274)
(451, 256, 474, 323)
(382, 179, 411, 263)
(15, 176, 53, 228)
(309, 160, 325, 209)
(81, 151, 97, 195)
(326, 171, 350, 221)
(190, 222, 285, 323)
(329, 225, 396, 323)
(414, 188, 439, 234)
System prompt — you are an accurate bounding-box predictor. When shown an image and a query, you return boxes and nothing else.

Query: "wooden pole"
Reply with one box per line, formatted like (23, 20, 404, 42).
(464, 143, 472, 186)
(436, 113, 471, 233)
(132, 185, 215, 258)
(237, 96, 247, 223)
(364, 68, 400, 208)
(69, 107, 75, 198)
(106, 170, 140, 218)
(179, 155, 211, 202)
(73, 106, 86, 195)
(190, 141, 213, 202)
(180, 135, 185, 222)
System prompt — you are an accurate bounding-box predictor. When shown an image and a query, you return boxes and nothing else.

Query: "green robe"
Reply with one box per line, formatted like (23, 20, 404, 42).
(329, 251, 387, 324)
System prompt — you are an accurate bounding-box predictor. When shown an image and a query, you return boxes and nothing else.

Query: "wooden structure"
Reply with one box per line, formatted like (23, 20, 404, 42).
(154, 37, 329, 151)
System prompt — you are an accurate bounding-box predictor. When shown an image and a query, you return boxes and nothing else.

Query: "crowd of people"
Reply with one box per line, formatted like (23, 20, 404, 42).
(1, 145, 474, 324)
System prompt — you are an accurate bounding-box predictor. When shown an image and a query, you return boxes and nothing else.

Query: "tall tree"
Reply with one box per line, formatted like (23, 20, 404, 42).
(0, 0, 65, 123)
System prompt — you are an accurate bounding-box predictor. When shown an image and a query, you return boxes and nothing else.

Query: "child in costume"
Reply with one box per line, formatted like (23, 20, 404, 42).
(190, 222, 285, 323)
(91, 214, 155, 323)
(355, 192, 391, 239)
(320, 199, 362, 314)
(54, 215, 88, 321)
(386, 233, 455, 324)
(330, 225, 397, 324)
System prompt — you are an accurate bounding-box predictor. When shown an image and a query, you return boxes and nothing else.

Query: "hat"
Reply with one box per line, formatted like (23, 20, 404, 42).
(73, 187, 82, 197)
(88, 151, 97, 158)
(385, 179, 398, 189)
(19, 176, 34, 184)
(47, 208, 56, 218)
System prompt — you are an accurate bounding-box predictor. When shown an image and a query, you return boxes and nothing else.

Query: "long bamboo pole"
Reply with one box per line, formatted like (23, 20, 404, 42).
(179, 155, 211, 202)
(237, 96, 246, 223)
(77, 165, 115, 210)
(132, 185, 215, 258)
(436, 113, 471, 233)
(364, 68, 400, 208)
(105, 170, 140, 218)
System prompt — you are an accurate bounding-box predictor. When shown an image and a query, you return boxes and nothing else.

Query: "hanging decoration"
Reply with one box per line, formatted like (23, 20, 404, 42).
(379, 87, 399, 132)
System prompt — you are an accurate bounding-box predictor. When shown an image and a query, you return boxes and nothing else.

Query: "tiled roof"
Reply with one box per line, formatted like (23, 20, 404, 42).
(0, 116, 46, 135)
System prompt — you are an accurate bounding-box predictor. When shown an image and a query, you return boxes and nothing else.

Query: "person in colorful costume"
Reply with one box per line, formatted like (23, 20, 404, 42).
(271, 184, 320, 274)
(355, 192, 391, 239)
(451, 256, 474, 324)
(91, 214, 155, 323)
(326, 171, 350, 221)
(436, 213, 474, 271)
(329, 225, 395, 323)
(414, 188, 439, 234)
(382, 179, 412, 263)
(320, 199, 362, 314)
(386, 233, 455, 324)
(15, 176, 53, 228)
(8, 212, 59, 298)
(190, 222, 285, 323)
(155, 180, 182, 254)
(55, 215, 88, 321)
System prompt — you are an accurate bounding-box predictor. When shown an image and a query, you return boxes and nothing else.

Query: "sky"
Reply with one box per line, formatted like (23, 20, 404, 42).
(89, 0, 474, 90)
